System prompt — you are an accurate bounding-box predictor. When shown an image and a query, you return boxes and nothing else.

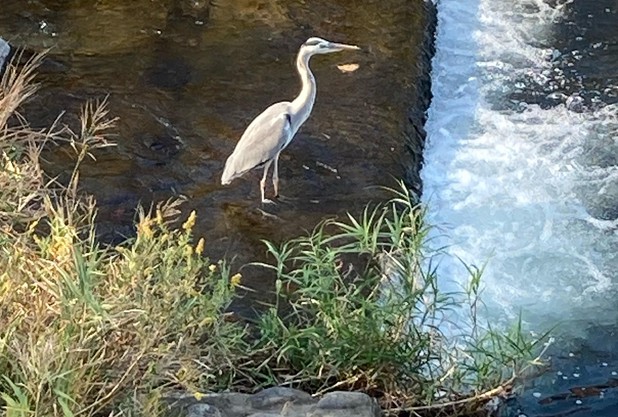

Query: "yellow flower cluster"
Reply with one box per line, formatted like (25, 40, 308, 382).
(156, 208, 164, 225)
(182, 210, 197, 232)
(195, 237, 205, 255)
(137, 218, 154, 239)
(230, 273, 242, 287)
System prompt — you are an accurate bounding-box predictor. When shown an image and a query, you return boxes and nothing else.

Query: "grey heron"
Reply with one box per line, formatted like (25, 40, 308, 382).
(220, 37, 360, 203)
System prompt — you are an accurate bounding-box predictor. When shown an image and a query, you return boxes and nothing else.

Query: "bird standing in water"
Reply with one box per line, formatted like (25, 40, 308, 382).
(220, 37, 360, 203)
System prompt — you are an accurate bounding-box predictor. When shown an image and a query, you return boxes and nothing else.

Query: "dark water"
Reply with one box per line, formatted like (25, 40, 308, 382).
(0, 0, 432, 310)
(551, 0, 618, 108)
(505, 332, 618, 417)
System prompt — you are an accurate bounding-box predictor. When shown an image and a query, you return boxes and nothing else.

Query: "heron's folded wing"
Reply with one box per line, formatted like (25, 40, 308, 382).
(222, 102, 292, 183)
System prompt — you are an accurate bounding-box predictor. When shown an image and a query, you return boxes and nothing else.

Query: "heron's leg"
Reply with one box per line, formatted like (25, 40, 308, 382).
(272, 154, 298, 202)
(260, 160, 273, 204)
(272, 153, 280, 198)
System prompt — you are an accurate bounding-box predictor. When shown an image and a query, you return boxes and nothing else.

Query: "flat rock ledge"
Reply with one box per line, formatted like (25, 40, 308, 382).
(165, 387, 381, 417)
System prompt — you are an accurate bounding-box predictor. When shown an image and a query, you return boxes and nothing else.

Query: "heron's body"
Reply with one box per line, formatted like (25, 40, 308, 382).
(220, 102, 294, 184)
(221, 37, 359, 203)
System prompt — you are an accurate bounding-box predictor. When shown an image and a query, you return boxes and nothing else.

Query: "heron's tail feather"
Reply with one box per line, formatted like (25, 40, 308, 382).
(221, 155, 238, 185)
(221, 152, 257, 185)
(221, 167, 233, 185)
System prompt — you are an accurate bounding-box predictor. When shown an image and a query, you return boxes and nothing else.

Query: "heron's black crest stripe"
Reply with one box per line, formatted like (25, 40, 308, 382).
(285, 113, 292, 126)
(304, 39, 321, 47)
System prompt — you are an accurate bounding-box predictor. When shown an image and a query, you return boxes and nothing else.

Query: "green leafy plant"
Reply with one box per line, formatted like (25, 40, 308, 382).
(254, 184, 550, 413)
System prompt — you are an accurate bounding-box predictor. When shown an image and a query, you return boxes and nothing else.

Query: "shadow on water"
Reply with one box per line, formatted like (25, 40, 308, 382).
(0, 0, 433, 314)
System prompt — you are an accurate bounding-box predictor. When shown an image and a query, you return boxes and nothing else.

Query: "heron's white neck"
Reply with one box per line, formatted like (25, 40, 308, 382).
(290, 49, 316, 130)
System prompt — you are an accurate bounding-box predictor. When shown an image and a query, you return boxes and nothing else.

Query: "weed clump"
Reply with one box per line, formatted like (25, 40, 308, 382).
(253, 187, 549, 413)
(0, 53, 245, 417)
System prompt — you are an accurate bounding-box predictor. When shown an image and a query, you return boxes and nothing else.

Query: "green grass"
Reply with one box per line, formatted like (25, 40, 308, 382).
(252, 186, 550, 413)
(0, 52, 551, 417)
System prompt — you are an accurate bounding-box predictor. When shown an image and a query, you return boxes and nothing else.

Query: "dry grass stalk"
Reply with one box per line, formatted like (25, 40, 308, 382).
(0, 50, 45, 130)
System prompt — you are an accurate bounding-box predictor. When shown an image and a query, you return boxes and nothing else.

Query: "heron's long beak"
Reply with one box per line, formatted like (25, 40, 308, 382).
(329, 42, 361, 51)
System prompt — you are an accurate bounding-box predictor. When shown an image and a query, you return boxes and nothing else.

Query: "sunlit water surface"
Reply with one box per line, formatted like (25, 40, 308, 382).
(0, 0, 430, 310)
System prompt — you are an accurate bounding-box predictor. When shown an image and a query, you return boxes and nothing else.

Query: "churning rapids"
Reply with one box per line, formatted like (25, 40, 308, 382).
(422, 0, 618, 334)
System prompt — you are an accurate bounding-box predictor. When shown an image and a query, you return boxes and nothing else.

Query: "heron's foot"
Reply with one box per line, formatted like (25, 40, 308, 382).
(261, 198, 277, 205)
(275, 193, 298, 202)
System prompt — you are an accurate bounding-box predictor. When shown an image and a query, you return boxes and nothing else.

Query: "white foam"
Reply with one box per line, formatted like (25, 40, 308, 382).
(422, 0, 618, 331)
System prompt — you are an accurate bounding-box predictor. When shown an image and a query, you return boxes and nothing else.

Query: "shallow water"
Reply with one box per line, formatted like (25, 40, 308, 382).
(0, 0, 431, 310)
(422, 0, 618, 414)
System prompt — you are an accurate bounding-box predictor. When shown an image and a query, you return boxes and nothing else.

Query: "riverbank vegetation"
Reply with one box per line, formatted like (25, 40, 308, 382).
(0, 54, 549, 417)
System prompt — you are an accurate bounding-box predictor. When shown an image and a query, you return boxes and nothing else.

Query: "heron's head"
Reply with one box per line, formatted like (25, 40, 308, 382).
(301, 37, 360, 55)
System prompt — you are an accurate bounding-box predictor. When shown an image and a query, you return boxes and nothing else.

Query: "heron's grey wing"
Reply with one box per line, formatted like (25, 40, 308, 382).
(221, 102, 292, 184)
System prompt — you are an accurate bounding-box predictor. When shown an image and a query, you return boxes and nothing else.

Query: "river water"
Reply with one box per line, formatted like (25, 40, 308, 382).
(422, 0, 618, 415)
(0, 0, 431, 308)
